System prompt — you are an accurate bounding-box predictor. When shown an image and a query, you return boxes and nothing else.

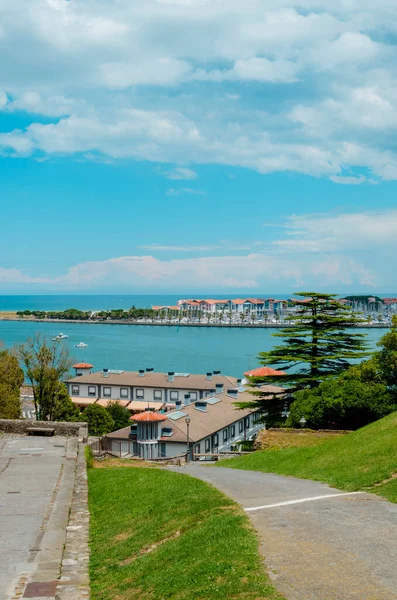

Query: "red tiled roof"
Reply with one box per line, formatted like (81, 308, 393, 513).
(131, 411, 167, 422)
(152, 305, 179, 310)
(244, 367, 286, 377)
(73, 362, 93, 369)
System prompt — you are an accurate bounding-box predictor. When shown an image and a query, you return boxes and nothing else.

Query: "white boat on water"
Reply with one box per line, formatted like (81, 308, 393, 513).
(52, 333, 69, 341)
(75, 342, 88, 348)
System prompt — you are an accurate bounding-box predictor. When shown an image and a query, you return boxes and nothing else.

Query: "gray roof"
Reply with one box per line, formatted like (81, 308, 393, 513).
(107, 384, 286, 444)
(66, 370, 238, 391)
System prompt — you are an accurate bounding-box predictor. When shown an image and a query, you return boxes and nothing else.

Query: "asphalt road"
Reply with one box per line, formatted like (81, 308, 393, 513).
(174, 465, 397, 600)
(0, 436, 76, 600)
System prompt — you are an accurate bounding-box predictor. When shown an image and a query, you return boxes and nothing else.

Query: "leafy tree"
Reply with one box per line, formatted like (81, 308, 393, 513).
(287, 374, 395, 430)
(106, 401, 131, 431)
(0, 349, 24, 419)
(373, 314, 397, 399)
(84, 404, 115, 436)
(15, 334, 73, 421)
(52, 383, 82, 422)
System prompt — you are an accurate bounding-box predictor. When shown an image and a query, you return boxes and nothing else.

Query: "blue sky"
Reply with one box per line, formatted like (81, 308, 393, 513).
(1, 0, 397, 294)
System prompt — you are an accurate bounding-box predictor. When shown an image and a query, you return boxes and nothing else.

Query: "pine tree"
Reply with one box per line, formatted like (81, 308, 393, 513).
(240, 292, 369, 414)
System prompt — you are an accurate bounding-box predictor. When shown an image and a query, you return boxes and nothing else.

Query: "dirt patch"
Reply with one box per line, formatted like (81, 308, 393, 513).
(114, 531, 134, 543)
(371, 472, 397, 487)
(256, 429, 344, 450)
(120, 531, 181, 566)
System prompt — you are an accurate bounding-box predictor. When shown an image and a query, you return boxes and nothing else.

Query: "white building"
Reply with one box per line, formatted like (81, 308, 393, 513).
(104, 384, 286, 459)
(66, 364, 240, 411)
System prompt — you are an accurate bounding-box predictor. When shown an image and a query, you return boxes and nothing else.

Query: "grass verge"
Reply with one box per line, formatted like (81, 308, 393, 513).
(219, 411, 397, 495)
(88, 467, 284, 600)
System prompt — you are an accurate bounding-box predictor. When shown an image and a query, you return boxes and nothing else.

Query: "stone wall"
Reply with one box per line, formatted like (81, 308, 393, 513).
(0, 419, 88, 440)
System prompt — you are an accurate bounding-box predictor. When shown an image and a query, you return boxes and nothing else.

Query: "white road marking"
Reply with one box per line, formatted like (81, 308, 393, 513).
(245, 491, 364, 512)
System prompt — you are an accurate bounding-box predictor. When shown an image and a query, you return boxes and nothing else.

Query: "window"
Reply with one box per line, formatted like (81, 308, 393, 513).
(245, 416, 250, 428)
(88, 386, 96, 396)
(189, 391, 198, 401)
(71, 385, 79, 396)
(231, 424, 235, 438)
(194, 443, 201, 454)
(120, 387, 129, 399)
(154, 389, 163, 400)
(239, 420, 244, 433)
(212, 434, 219, 448)
(136, 389, 144, 399)
(170, 391, 179, 401)
(205, 438, 210, 452)
(103, 387, 111, 398)
(223, 429, 228, 443)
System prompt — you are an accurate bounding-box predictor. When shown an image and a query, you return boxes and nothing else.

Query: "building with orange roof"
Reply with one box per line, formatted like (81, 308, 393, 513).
(244, 367, 286, 378)
(104, 383, 287, 459)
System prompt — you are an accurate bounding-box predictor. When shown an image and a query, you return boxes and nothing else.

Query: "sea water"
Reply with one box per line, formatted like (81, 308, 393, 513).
(0, 316, 384, 378)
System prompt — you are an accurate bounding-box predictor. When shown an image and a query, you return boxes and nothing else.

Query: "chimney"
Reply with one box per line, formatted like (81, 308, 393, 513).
(184, 393, 191, 405)
(215, 383, 224, 393)
(168, 372, 175, 382)
(102, 368, 109, 378)
(206, 372, 213, 381)
(146, 368, 154, 372)
(195, 400, 208, 412)
(213, 370, 221, 375)
(227, 388, 238, 399)
(139, 369, 145, 377)
(236, 378, 242, 385)
(175, 399, 182, 409)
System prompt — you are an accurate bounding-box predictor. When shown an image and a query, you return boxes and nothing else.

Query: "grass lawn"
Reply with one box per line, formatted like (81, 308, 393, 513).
(219, 411, 397, 494)
(256, 429, 343, 450)
(88, 466, 284, 600)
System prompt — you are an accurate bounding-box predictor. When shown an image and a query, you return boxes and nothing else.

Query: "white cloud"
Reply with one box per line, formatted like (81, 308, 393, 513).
(100, 58, 191, 88)
(0, 252, 376, 291)
(166, 187, 206, 196)
(139, 244, 219, 251)
(329, 174, 367, 185)
(160, 167, 197, 180)
(1, 1, 397, 178)
(277, 210, 397, 252)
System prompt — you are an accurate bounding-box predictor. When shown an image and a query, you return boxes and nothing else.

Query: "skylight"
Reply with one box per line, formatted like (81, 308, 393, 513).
(207, 397, 221, 405)
(168, 411, 187, 420)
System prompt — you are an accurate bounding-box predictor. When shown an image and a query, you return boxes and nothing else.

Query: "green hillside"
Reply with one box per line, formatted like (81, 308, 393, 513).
(220, 412, 397, 498)
(88, 467, 284, 600)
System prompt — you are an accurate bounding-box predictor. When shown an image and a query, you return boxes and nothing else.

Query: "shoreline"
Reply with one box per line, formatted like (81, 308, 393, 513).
(0, 315, 391, 329)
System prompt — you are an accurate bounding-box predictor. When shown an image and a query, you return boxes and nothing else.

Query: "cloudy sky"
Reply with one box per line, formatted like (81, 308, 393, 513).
(1, 0, 397, 294)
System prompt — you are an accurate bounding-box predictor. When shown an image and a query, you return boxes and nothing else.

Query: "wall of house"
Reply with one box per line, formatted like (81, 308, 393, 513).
(67, 381, 207, 403)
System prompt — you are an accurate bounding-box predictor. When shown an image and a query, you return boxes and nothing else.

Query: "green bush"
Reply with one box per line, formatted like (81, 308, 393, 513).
(85, 445, 94, 469)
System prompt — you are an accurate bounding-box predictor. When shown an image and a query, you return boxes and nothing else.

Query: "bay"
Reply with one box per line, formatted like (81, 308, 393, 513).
(0, 319, 384, 378)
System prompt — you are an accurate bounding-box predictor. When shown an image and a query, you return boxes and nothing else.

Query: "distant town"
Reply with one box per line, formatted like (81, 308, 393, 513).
(4, 294, 397, 328)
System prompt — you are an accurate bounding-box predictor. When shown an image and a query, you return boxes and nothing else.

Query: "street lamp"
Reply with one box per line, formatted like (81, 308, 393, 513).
(185, 415, 191, 462)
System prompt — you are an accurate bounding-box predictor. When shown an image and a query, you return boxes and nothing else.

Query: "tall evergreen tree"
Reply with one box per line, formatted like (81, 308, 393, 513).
(240, 292, 369, 414)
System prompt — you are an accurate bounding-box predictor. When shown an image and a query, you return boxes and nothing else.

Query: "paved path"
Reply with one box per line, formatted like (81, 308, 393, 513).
(173, 465, 397, 600)
(0, 435, 78, 600)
